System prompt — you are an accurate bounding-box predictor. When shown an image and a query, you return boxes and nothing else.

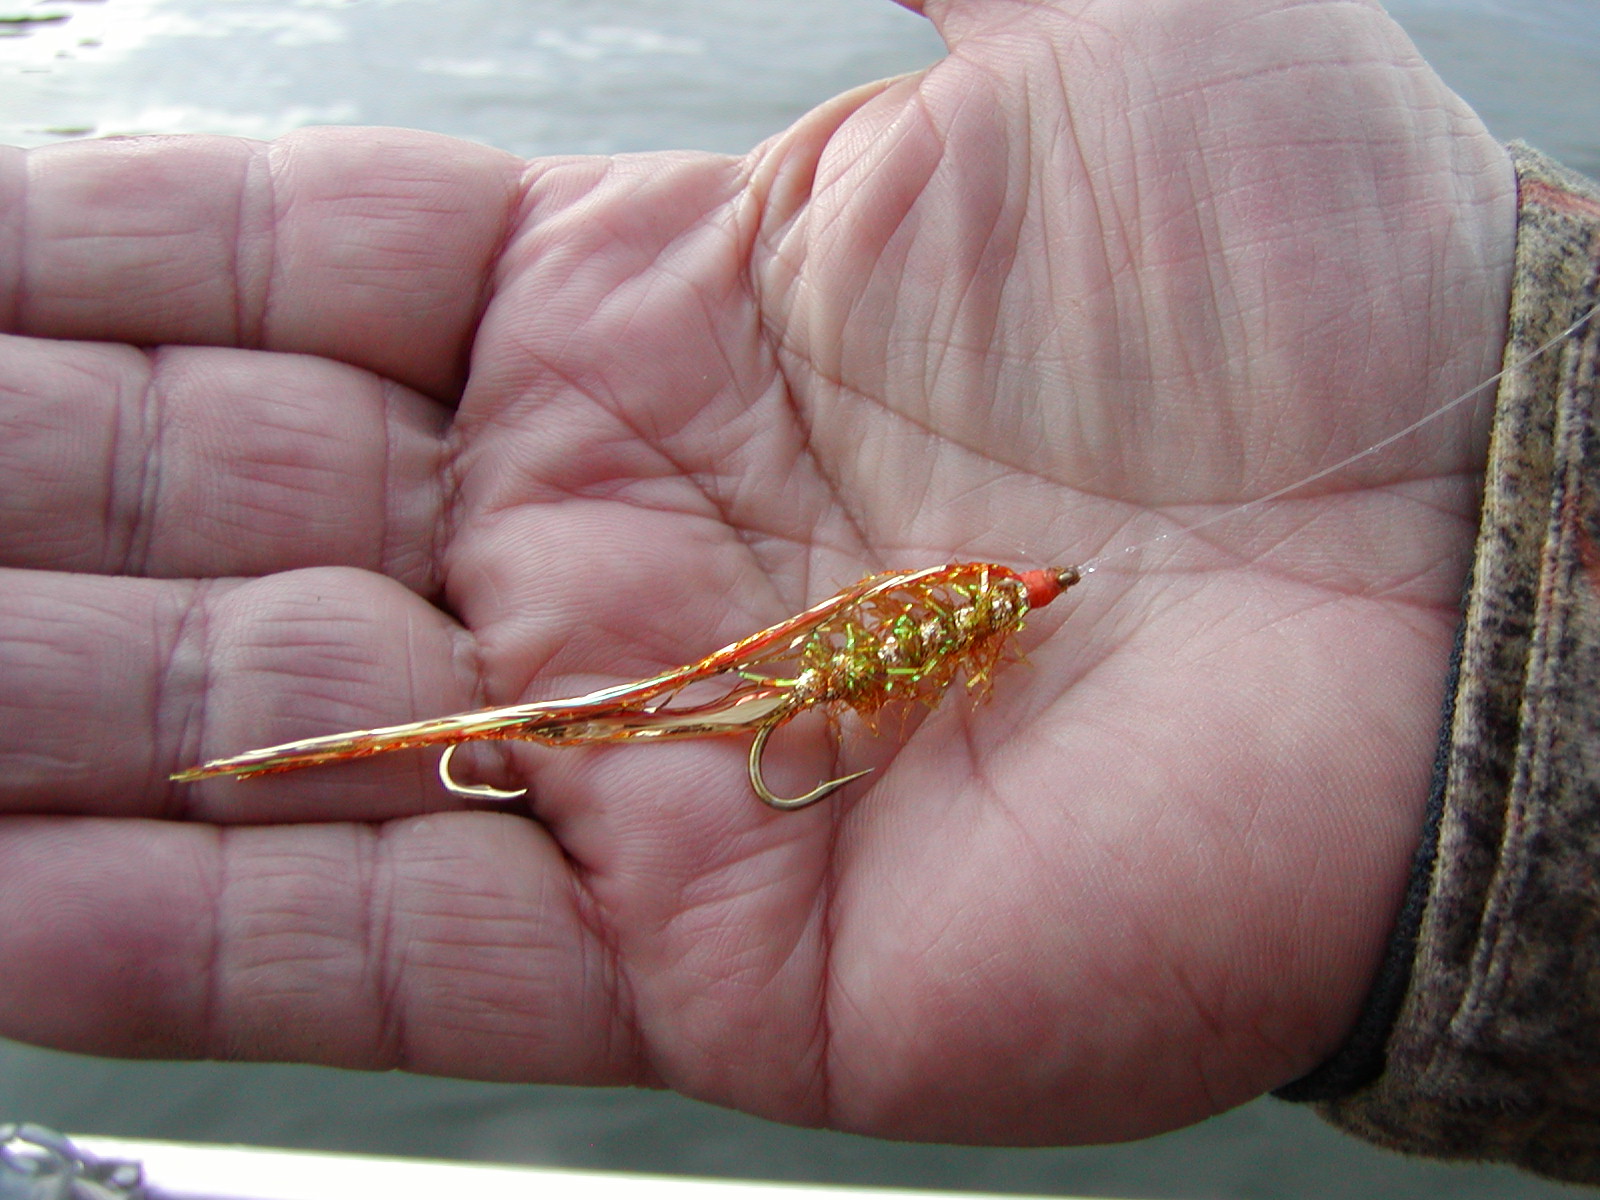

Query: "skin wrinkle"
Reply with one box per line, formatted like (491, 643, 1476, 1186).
(159, 578, 217, 824)
(1104, 880, 1263, 1119)
(999, 99, 1039, 401)
(833, 753, 1041, 1124)
(409, 397, 453, 601)
(694, 216, 797, 577)
(119, 348, 163, 578)
(468, 342, 709, 506)
(369, 821, 412, 1071)
(247, 629, 390, 693)
(1156, 53, 1397, 111)
(981, 754, 1064, 924)
(758, 361, 985, 553)
(749, 316, 877, 592)
(377, 377, 400, 585)
(908, 95, 973, 408)
(505, 748, 641, 1083)
(247, 139, 283, 353)
(768, 341, 1125, 524)
(456, 162, 525, 356)
(1163, 956, 1232, 1114)
(364, 826, 475, 1069)
(141, 583, 181, 807)
(1183, 118, 1247, 404)
(566, 376, 760, 560)
(200, 822, 228, 1062)
(367, 375, 453, 593)
(214, 464, 367, 567)
(1185, 1029, 1231, 1122)
(1090, 468, 1483, 595)
(806, 115, 930, 302)
(848, 176, 927, 374)
(463, 329, 858, 617)
(775, 377, 871, 633)
(1223, 473, 1473, 555)
(435, 412, 471, 587)
(1038, 41, 1132, 480)
(1189, 584, 1388, 664)
(95, 347, 132, 574)
(563, 858, 652, 1089)
(815, 746, 849, 1127)
(659, 829, 831, 930)
(653, 845, 832, 1117)
(566, 835, 667, 1087)
(227, 144, 251, 347)
(595, 163, 742, 317)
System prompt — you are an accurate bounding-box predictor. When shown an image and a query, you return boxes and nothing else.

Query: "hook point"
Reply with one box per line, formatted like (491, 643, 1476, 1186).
(439, 744, 528, 802)
(748, 722, 872, 810)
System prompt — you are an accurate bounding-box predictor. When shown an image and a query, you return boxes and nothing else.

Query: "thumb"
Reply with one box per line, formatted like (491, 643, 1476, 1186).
(887, 0, 1109, 47)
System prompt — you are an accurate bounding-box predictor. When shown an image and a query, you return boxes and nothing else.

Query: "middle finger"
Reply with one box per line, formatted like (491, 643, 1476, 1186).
(0, 333, 448, 588)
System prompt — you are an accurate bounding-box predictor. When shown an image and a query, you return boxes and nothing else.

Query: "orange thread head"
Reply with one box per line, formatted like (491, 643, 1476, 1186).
(1019, 566, 1082, 609)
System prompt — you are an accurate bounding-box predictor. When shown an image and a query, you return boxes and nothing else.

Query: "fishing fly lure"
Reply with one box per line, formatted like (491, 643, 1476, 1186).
(171, 562, 1081, 809)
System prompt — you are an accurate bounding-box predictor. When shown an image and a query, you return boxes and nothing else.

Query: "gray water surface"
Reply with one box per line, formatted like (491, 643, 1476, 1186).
(0, 0, 1596, 172)
(1, 1, 1597, 1197)
(0, 0, 946, 155)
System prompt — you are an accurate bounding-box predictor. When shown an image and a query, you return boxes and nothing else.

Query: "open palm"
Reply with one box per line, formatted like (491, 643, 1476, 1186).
(0, 0, 1514, 1143)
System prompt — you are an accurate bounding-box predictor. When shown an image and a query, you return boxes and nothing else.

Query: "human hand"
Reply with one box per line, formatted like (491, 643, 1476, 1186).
(0, 0, 1513, 1143)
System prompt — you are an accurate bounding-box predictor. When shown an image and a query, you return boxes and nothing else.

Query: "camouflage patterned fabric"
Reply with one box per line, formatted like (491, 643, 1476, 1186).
(1281, 144, 1600, 1183)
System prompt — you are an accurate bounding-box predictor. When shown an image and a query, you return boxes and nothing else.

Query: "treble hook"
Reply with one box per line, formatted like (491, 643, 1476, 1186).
(439, 744, 528, 802)
(747, 721, 873, 810)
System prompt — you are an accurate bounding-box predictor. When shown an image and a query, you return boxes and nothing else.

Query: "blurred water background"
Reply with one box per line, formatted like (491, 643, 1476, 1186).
(1, 1, 1597, 1197)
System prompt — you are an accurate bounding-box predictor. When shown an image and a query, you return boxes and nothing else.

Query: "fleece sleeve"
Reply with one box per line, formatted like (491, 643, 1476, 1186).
(1277, 143, 1600, 1184)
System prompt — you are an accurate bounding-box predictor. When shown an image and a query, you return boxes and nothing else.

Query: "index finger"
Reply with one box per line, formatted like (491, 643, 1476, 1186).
(0, 128, 524, 398)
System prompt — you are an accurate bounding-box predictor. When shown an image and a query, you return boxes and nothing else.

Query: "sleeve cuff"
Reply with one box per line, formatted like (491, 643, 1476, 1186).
(1281, 143, 1600, 1184)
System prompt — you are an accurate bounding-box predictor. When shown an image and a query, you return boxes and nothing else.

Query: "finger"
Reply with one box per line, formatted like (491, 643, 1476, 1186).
(0, 566, 486, 821)
(3, 128, 523, 398)
(0, 813, 635, 1083)
(0, 335, 447, 585)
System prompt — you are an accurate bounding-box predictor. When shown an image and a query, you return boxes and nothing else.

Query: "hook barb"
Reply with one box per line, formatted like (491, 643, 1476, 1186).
(747, 721, 872, 810)
(439, 744, 528, 801)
